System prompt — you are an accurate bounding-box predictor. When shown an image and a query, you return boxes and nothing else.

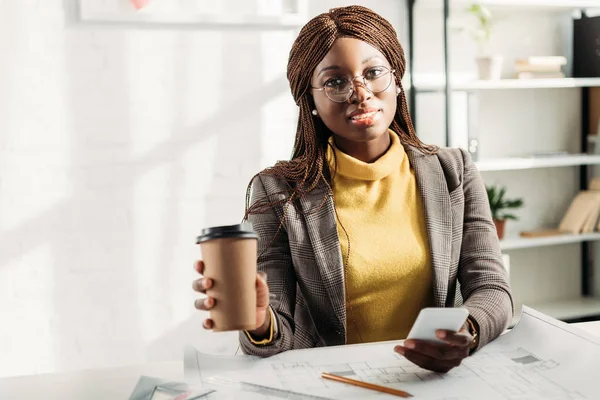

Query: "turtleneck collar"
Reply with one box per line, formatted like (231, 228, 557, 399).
(327, 129, 405, 181)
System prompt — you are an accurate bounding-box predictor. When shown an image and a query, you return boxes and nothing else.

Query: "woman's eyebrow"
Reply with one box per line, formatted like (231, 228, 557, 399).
(317, 55, 384, 77)
(361, 55, 382, 64)
(317, 65, 341, 77)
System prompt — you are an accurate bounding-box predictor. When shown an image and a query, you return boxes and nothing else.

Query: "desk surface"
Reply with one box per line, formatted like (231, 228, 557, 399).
(2, 321, 599, 400)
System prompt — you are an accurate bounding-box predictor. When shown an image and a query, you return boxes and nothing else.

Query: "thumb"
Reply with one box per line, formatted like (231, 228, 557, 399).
(256, 271, 269, 308)
(257, 271, 267, 283)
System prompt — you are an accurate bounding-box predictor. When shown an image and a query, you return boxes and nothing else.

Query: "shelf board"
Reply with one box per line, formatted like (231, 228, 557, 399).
(78, 12, 305, 28)
(414, 77, 600, 92)
(476, 153, 600, 172)
(500, 232, 600, 251)
(417, 0, 600, 10)
(512, 297, 600, 326)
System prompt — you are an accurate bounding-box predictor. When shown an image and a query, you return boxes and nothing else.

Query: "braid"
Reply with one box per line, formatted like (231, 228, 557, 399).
(245, 5, 435, 218)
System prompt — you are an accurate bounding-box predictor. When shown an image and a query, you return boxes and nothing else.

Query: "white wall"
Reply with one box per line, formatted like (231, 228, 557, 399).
(2, 0, 589, 379)
(0, 0, 405, 377)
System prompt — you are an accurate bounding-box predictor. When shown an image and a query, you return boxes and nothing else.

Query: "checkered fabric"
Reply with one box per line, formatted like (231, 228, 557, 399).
(239, 146, 513, 356)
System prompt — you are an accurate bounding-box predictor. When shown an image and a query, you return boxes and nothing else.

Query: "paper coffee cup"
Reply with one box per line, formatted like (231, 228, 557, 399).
(196, 223, 258, 332)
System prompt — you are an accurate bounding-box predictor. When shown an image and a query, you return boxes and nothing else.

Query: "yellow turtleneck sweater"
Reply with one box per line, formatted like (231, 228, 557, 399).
(327, 130, 433, 344)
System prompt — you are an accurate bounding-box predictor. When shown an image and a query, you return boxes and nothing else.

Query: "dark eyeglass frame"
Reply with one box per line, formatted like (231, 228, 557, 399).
(310, 66, 396, 103)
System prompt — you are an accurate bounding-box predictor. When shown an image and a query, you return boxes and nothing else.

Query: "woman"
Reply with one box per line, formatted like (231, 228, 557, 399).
(193, 5, 513, 373)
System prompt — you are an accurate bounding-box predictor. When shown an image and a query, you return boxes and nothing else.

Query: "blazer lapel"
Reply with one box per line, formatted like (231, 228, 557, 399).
(407, 147, 452, 307)
(298, 184, 346, 345)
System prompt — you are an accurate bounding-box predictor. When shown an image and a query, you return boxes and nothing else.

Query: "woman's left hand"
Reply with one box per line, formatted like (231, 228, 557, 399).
(394, 327, 473, 373)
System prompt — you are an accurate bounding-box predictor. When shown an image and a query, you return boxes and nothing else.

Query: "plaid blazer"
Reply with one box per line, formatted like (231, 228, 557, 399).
(239, 146, 513, 356)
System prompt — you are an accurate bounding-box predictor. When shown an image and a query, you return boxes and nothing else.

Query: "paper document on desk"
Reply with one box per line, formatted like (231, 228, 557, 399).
(184, 307, 600, 399)
(128, 375, 214, 399)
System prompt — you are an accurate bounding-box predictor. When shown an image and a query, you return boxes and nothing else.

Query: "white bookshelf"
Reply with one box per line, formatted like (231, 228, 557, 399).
(512, 297, 600, 325)
(500, 233, 600, 251)
(410, 0, 600, 326)
(414, 78, 600, 92)
(476, 154, 600, 172)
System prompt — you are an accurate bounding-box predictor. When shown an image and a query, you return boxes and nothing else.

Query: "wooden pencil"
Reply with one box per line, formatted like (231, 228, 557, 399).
(321, 372, 413, 398)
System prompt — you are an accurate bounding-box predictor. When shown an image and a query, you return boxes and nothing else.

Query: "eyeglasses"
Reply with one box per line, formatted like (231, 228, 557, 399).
(311, 66, 396, 103)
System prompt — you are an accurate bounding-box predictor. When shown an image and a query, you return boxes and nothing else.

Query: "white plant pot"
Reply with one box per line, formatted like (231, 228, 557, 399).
(476, 56, 504, 80)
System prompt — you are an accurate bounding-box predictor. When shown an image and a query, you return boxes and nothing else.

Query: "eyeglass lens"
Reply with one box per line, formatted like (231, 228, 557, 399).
(325, 67, 393, 102)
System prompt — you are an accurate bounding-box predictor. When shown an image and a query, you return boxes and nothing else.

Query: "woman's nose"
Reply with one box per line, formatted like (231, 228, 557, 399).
(349, 82, 373, 104)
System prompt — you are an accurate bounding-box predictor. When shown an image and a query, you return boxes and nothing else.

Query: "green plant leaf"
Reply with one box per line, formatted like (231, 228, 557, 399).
(465, 3, 493, 44)
(505, 199, 524, 208)
(497, 186, 506, 204)
(485, 184, 523, 221)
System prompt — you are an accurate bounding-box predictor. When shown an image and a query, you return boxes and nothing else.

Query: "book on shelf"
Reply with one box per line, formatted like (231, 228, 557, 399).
(520, 229, 564, 238)
(515, 64, 563, 73)
(516, 72, 565, 80)
(519, 178, 600, 238)
(515, 56, 567, 67)
(558, 184, 600, 234)
(514, 56, 566, 80)
(589, 177, 600, 191)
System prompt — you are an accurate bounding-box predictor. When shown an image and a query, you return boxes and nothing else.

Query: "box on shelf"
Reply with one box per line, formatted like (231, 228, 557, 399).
(591, 87, 600, 135)
(574, 15, 600, 78)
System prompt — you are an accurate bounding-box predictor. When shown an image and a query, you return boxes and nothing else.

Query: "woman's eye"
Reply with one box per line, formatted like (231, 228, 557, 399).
(365, 67, 384, 79)
(324, 77, 348, 89)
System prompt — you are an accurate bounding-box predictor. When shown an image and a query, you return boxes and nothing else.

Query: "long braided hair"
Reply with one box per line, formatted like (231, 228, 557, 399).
(245, 5, 435, 218)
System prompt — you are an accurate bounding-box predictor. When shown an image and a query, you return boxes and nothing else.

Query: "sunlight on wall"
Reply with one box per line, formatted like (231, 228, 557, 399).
(259, 92, 297, 170)
(165, 31, 223, 327)
(176, 135, 219, 321)
(127, 29, 226, 339)
(0, 244, 55, 377)
(177, 33, 222, 128)
(260, 31, 295, 85)
(180, 136, 219, 203)
(127, 31, 178, 157)
(132, 163, 172, 344)
(0, 0, 70, 232)
(259, 32, 297, 170)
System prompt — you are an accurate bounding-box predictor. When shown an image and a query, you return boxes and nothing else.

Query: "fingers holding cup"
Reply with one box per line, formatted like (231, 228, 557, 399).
(192, 277, 213, 294)
(195, 296, 216, 311)
(194, 260, 205, 274)
(196, 223, 258, 332)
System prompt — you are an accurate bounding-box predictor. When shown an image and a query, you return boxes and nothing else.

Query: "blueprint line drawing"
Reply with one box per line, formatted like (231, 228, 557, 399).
(184, 307, 600, 399)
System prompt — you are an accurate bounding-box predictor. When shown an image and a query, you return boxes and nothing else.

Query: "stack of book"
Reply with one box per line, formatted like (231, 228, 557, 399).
(558, 178, 600, 234)
(514, 56, 566, 79)
(520, 178, 600, 238)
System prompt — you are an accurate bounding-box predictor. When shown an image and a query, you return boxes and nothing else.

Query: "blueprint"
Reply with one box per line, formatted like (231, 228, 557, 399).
(184, 307, 600, 399)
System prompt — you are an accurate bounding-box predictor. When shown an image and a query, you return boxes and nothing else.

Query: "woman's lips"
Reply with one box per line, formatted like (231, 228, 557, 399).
(348, 110, 381, 127)
(348, 107, 379, 119)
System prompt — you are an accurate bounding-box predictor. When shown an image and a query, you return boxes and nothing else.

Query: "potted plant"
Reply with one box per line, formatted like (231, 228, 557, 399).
(464, 4, 503, 80)
(486, 184, 524, 239)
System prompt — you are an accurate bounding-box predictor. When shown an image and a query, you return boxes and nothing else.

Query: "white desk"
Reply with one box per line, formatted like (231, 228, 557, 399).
(2, 321, 599, 400)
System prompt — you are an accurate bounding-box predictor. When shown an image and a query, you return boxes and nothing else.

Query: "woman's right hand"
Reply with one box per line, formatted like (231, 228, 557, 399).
(192, 260, 272, 337)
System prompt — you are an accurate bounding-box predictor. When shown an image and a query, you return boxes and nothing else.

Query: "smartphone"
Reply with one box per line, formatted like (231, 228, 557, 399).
(406, 307, 469, 343)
